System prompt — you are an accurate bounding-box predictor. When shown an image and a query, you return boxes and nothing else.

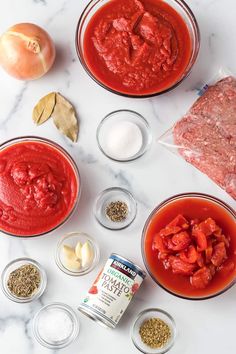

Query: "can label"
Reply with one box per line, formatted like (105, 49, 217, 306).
(79, 254, 145, 328)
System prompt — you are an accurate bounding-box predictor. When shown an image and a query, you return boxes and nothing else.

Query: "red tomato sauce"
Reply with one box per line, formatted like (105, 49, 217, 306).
(82, 0, 192, 95)
(0, 141, 79, 236)
(143, 197, 236, 298)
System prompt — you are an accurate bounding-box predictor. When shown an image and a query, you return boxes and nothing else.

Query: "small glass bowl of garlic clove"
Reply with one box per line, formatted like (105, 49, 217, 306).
(55, 232, 100, 276)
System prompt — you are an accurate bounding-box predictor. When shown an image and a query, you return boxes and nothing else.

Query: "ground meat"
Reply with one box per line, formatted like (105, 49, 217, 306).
(173, 76, 236, 200)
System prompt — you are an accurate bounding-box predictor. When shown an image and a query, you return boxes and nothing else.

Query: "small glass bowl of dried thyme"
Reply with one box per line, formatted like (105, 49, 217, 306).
(94, 187, 137, 230)
(1, 258, 47, 303)
(131, 308, 176, 354)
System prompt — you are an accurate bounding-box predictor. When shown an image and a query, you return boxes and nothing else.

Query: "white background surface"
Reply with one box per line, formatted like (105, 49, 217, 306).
(0, 1, 235, 353)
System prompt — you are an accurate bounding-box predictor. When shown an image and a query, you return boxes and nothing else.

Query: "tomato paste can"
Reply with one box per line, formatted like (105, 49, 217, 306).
(78, 253, 146, 328)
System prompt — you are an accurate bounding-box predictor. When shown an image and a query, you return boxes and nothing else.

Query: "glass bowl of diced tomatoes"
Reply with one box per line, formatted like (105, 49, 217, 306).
(142, 193, 236, 300)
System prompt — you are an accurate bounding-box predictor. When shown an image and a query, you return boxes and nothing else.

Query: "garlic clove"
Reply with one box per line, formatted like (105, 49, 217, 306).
(63, 245, 76, 260)
(81, 241, 94, 268)
(62, 244, 82, 271)
(75, 241, 82, 259)
(64, 257, 81, 271)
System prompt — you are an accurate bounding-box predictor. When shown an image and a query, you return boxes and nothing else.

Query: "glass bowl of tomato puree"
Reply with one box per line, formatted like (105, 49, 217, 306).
(76, 0, 200, 98)
(0, 137, 81, 237)
(142, 193, 236, 300)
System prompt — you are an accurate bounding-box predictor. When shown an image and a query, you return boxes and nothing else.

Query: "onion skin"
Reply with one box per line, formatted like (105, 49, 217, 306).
(0, 23, 56, 80)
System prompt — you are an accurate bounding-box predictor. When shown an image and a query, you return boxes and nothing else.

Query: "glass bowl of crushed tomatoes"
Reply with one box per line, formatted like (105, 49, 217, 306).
(76, 0, 200, 98)
(142, 193, 236, 300)
(0, 137, 81, 237)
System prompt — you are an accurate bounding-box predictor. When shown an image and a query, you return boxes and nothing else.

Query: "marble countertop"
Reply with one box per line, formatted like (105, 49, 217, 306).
(0, 0, 235, 353)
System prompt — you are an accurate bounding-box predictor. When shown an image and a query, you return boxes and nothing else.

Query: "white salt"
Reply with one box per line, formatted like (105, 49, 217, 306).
(38, 308, 73, 343)
(104, 120, 143, 159)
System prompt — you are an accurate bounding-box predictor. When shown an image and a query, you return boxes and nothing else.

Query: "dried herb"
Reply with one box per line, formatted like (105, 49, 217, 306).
(139, 318, 171, 349)
(32, 92, 79, 142)
(7, 264, 41, 298)
(105, 201, 128, 222)
(32, 92, 56, 125)
(52, 93, 79, 142)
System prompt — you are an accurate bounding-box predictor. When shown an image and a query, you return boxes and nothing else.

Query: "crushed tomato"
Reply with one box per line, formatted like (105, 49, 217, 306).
(82, 0, 192, 95)
(153, 214, 231, 289)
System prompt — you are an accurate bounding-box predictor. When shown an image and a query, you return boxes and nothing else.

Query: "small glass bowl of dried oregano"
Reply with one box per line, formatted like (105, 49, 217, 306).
(131, 308, 177, 354)
(1, 258, 47, 303)
(94, 187, 137, 230)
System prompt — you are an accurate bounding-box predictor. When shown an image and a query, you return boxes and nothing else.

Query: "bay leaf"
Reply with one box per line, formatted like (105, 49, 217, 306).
(32, 92, 56, 125)
(52, 93, 79, 142)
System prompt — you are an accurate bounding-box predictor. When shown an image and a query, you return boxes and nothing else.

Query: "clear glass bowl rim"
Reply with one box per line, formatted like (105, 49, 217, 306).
(75, 0, 200, 98)
(96, 109, 153, 162)
(94, 186, 138, 230)
(1, 257, 47, 303)
(0, 136, 81, 238)
(141, 192, 236, 300)
(55, 231, 100, 276)
(131, 307, 177, 354)
(32, 302, 79, 349)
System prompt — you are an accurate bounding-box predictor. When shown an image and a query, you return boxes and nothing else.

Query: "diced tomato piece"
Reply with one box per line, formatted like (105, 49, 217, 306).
(132, 42, 151, 65)
(169, 256, 196, 275)
(153, 233, 168, 252)
(224, 235, 230, 248)
(158, 252, 169, 261)
(211, 242, 227, 267)
(193, 229, 207, 251)
(218, 260, 235, 277)
(181, 222, 189, 230)
(213, 226, 222, 237)
(198, 218, 218, 236)
(197, 252, 205, 268)
(167, 231, 191, 251)
(167, 238, 175, 250)
(190, 267, 212, 289)
(163, 258, 171, 270)
(205, 239, 213, 264)
(166, 214, 189, 229)
(215, 234, 230, 248)
(137, 12, 157, 42)
(208, 264, 216, 277)
(190, 218, 199, 226)
(113, 18, 131, 32)
(160, 226, 181, 237)
(180, 245, 198, 263)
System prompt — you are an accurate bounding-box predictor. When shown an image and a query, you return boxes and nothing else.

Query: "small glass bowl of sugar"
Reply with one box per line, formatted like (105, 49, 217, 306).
(97, 110, 152, 162)
(32, 302, 79, 349)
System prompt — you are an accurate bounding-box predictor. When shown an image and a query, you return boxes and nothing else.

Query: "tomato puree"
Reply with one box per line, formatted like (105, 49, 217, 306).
(0, 140, 79, 236)
(143, 197, 236, 298)
(83, 0, 192, 95)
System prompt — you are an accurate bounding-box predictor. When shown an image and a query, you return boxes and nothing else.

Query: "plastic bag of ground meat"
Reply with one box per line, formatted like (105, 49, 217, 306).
(158, 73, 236, 200)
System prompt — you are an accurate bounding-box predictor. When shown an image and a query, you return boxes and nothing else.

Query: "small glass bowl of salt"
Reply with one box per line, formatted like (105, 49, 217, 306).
(32, 302, 79, 349)
(97, 110, 152, 162)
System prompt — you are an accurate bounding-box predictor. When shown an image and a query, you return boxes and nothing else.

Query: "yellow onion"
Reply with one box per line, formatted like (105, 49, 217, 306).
(0, 23, 56, 80)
